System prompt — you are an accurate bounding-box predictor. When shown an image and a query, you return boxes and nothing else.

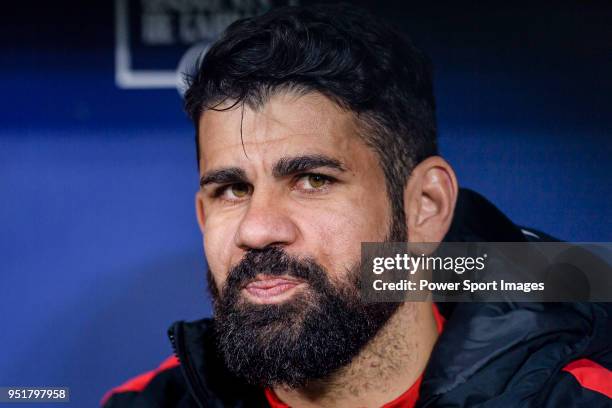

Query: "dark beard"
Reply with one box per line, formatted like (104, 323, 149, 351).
(210, 217, 406, 388)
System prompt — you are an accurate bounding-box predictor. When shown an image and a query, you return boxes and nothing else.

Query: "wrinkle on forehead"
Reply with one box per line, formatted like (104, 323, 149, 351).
(198, 91, 362, 170)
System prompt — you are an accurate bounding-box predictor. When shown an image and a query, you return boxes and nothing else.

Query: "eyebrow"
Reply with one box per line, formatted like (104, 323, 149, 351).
(272, 154, 345, 177)
(200, 167, 247, 188)
(199, 154, 346, 188)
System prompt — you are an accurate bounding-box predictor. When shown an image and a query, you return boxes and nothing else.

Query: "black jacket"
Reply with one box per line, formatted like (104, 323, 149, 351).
(103, 189, 612, 407)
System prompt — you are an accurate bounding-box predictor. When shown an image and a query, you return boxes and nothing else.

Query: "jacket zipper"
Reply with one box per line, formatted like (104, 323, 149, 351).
(169, 323, 209, 408)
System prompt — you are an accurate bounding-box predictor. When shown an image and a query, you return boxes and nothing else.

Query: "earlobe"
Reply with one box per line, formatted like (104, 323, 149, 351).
(195, 191, 206, 233)
(404, 156, 458, 243)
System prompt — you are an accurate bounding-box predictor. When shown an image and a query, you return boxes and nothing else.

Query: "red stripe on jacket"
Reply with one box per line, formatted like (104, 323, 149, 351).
(562, 358, 612, 399)
(101, 355, 180, 406)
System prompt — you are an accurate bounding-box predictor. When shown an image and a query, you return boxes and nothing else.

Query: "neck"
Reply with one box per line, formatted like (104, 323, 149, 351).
(273, 301, 438, 408)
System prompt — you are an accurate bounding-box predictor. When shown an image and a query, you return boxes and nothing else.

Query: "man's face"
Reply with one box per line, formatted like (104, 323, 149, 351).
(196, 91, 401, 386)
(197, 91, 393, 297)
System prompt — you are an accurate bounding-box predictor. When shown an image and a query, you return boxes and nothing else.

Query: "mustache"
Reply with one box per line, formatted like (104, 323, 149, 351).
(223, 246, 327, 295)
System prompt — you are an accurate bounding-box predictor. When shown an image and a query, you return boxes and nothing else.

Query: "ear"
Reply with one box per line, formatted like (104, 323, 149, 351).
(404, 156, 458, 243)
(195, 191, 206, 234)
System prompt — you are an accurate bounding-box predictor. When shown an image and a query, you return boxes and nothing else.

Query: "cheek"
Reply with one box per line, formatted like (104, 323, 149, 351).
(202, 214, 241, 289)
(298, 195, 390, 279)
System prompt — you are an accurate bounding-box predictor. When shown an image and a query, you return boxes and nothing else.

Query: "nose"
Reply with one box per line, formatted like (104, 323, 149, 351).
(234, 191, 298, 250)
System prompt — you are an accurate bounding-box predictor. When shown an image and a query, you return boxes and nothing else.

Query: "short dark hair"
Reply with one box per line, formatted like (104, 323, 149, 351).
(184, 3, 437, 240)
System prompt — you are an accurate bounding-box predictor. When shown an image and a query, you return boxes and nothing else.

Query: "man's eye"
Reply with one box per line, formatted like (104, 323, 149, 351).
(296, 174, 332, 191)
(219, 183, 251, 200)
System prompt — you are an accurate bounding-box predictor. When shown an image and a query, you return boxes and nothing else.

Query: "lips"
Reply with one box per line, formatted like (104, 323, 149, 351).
(243, 275, 304, 302)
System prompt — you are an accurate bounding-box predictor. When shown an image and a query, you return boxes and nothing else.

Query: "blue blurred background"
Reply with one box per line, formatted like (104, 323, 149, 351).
(0, 1, 610, 406)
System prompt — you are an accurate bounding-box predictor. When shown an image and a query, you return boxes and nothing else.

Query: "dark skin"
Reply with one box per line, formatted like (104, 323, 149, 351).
(195, 91, 458, 407)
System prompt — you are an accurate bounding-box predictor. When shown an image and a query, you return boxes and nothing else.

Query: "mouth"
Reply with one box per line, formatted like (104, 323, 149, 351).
(242, 274, 306, 304)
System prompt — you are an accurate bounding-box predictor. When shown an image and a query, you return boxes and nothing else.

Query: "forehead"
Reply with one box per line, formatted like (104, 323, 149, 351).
(197, 92, 366, 171)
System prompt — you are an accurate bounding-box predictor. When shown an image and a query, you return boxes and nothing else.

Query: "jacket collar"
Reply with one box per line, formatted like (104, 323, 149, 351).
(419, 189, 612, 405)
(417, 301, 612, 406)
